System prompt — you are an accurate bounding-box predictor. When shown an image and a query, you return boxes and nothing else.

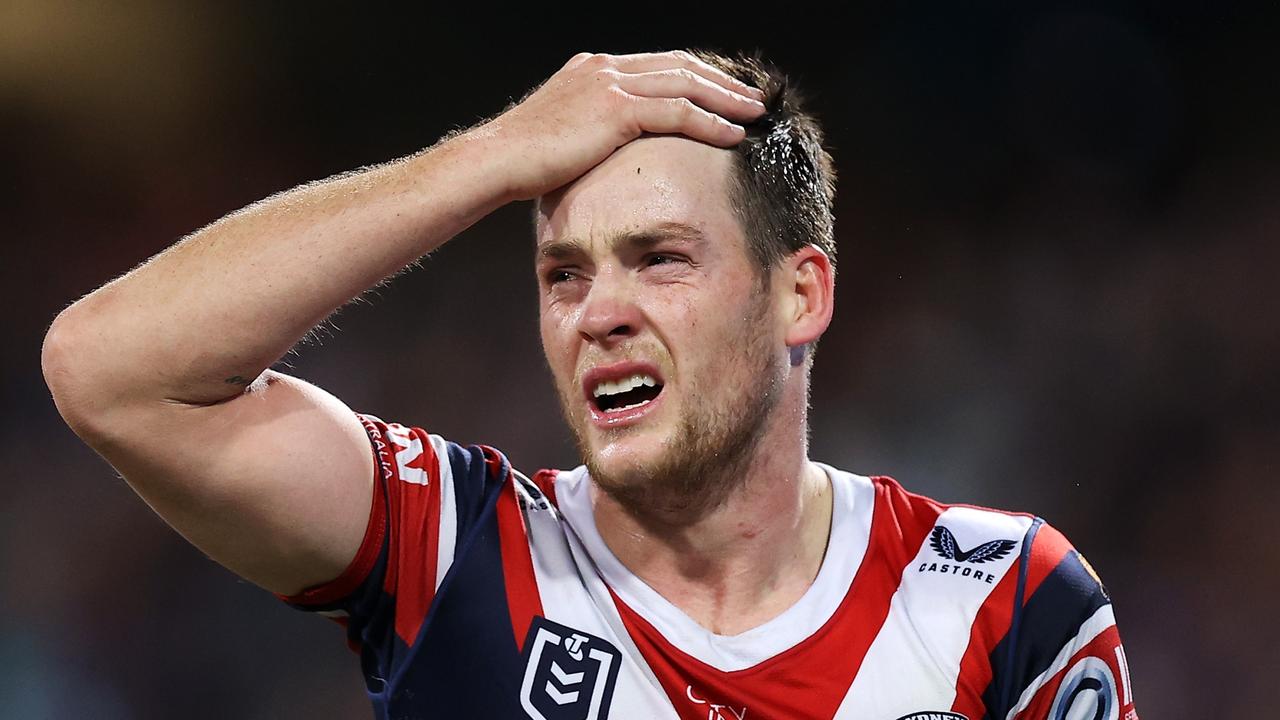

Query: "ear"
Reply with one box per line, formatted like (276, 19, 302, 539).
(778, 245, 835, 348)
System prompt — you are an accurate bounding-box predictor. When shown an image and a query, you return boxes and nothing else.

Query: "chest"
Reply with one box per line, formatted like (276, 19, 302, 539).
(392, 517, 980, 720)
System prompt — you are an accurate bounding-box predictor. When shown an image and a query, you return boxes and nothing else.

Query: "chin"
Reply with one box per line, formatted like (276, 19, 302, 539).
(583, 432, 672, 485)
(560, 387, 760, 521)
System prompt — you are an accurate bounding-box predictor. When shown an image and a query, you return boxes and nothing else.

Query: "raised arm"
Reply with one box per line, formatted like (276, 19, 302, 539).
(40, 51, 766, 596)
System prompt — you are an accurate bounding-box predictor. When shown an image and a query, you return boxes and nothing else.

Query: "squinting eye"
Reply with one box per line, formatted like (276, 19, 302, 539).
(646, 254, 680, 267)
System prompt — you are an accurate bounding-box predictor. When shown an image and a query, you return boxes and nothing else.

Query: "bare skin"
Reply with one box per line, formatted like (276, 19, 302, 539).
(41, 50, 832, 635)
(536, 136, 836, 633)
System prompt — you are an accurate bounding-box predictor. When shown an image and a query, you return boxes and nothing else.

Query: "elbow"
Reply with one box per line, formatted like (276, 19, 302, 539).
(42, 305, 111, 437)
(43, 306, 81, 402)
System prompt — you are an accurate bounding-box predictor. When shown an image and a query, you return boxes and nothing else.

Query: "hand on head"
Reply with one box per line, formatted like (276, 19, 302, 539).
(483, 50, 768, 202)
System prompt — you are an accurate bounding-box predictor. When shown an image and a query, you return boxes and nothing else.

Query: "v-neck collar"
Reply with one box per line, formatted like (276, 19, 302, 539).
(553, 463, 876, 672)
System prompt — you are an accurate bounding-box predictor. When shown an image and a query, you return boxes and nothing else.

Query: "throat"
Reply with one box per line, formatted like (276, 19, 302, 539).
(591, 462, 835, 636)
(637, 547, 818, 636)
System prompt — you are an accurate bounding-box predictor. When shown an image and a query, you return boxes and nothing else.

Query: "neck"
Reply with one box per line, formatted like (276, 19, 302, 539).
(591, 405, 833, 636)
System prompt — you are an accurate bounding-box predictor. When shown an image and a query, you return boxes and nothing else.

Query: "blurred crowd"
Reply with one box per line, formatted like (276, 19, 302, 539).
(2, 3, 1275, 718)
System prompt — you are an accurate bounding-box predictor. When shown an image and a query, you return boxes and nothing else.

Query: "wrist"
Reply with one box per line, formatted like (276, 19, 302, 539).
(418, 123, 524, 212)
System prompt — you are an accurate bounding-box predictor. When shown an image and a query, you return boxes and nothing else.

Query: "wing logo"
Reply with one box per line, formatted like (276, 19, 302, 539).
(929, 526, 1017, 564)
(520, 617, 621, 720)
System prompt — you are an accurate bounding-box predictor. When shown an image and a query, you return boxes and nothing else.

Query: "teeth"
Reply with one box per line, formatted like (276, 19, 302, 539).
(614, 399, 649, 412)
(592, 373, 657, 398)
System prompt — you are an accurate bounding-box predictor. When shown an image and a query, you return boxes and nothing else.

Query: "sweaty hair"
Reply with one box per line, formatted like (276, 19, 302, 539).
(689, 49, 838, 275)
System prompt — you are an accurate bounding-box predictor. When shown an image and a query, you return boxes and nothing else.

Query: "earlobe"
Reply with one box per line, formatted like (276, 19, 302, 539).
(783, 246, 835, 349)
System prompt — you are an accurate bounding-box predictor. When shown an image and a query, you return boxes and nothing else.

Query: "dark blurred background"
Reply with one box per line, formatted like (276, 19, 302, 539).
(3, 2, 1276, 717)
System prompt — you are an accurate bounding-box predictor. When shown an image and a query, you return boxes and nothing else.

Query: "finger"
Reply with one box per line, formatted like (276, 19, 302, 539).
(611, 51, 767, 102)
(631, 96, 747, 148)
(562, 51, 596, 71)
(616, 69, 766, 122)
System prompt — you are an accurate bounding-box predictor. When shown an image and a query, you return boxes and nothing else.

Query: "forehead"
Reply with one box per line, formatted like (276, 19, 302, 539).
(536, 136, 739, 248)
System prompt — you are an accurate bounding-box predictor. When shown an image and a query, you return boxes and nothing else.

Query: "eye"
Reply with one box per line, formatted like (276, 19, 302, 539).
(644, 253, 684, 267)
(543, 268, 577, 285)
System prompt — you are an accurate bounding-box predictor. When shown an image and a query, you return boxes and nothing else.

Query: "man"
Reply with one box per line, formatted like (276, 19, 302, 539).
(43, 50, 1137, 719)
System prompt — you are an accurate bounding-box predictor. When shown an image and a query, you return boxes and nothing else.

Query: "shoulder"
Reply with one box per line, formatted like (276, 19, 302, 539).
(356, 412, 529, 522)
(856, 473, 1039, 562)
(856, 473, 1130, 717)
(356, 411, 575, 533)
(830, 468, 1115, 650)
(866, 473, 1105, 601)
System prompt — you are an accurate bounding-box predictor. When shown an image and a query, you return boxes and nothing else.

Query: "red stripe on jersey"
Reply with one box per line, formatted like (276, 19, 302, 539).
(1024, 523, 1075, 588)
(494, 455, 545, 649)
(950, 555, 1020, 716)
(1012, 625, 1135, 720)
(532, 468, 559, 507)
(609, 476, 941, 719)
(388, 426, 443, 648)
(950, 521, 1087, 717)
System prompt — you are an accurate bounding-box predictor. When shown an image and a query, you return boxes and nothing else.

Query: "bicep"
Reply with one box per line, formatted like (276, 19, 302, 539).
(97, 370, 376, 596)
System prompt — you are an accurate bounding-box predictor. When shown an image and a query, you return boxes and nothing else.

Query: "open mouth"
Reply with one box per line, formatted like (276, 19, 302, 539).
(590, 373, 664, 414)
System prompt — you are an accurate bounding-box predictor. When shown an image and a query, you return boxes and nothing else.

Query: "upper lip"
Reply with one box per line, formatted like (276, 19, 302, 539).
(580, 360, 665, 403)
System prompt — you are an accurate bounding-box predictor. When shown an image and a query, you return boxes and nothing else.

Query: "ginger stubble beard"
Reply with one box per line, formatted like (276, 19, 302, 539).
(558, 290, 785, 527)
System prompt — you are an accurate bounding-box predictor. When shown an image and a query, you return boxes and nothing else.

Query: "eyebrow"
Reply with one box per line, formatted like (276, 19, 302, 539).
(537, 222, 709, 262)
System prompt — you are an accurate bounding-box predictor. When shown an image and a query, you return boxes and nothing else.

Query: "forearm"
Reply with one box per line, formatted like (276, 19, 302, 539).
(44, 50, 768, 429)
(45, 130, 508, 412)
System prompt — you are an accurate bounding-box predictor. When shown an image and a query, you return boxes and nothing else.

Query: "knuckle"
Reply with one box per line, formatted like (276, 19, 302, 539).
(587, 68, 623, 94)
(672, 67, 699, 84)
(669, 49, 697, 64)
(604, 85, 631, 103)
(604, 86, 634, 112)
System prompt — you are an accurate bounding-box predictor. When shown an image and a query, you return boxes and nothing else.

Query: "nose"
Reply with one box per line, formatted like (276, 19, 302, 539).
(576, 270, 642, 348)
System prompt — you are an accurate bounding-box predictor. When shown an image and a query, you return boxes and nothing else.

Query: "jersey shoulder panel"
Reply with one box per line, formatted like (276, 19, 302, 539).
(994, 520, 1137, 720)
(867, 479, 1137, 720)
(276, 414, 513, 675)
(869, 475, 1037, 589)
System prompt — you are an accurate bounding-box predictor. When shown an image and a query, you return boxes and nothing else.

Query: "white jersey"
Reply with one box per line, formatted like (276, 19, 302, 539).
(281, 415, 1138, 720)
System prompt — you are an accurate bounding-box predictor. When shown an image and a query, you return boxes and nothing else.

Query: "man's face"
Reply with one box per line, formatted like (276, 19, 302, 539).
(536, 137, 790, 517)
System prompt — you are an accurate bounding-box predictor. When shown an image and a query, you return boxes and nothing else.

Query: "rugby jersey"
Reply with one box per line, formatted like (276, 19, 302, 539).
(281, 415, 1138, 720)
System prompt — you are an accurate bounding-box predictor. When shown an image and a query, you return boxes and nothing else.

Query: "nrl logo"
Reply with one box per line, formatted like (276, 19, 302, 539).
(928, 526, 1017, 564)
(519, 617, 621, 720)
